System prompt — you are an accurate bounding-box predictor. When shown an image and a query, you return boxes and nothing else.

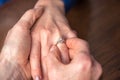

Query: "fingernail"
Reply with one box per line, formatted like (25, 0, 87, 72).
(50, 46, 56, 52)
(34, 6, 43, 10)
(34, 7, 43, 12)
(35, 76, 40, 80)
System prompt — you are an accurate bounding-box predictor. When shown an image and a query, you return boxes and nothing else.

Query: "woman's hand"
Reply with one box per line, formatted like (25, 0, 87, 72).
(44, 38, 102, 80)
(30, 0, 76, 79)
(0, 7, 43, 79)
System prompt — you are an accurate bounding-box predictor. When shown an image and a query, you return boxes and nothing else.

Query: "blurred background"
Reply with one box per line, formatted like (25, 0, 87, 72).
(0, 0, 120, 80)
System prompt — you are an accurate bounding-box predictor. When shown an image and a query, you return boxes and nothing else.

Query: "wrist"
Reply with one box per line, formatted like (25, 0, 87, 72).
(0, 49, 31, 79)
(35, 0, 65, 14)
(36, 0, 64, 6)
(0, 58, 28, 80)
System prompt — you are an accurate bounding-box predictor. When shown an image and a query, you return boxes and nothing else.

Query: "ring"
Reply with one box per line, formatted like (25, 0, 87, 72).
(56, 38, 65, 44)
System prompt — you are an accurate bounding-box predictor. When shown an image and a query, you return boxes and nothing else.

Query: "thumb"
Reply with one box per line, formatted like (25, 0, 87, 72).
(45, 45, 62, 70)
(66, 38, 89, 59)
(14, 7, 43, 30)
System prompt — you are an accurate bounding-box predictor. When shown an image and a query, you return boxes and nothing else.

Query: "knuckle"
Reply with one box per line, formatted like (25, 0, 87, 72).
(47, 53, 54, 60)
(51, 69, 57, 76)
(31, 69, 40, 74)
(45, 29, 51, 35)
(25, 9, 37, 23)
(72, 30, 77, 35)
(76, 39, 89, 50)
(9, 26, 22, 33)
(79, 39, 89, 46)
(72, 38, 89, 47)
(15, 20, 31, 30)
(25, 9, 35, 16)
(41, 56, 48, 65)
(7, 28, 12, 34)
(30, 54, 40, 60)
(41, 28, 51, 36)
(97, 63, 103, 77)
(77, 55, 92, 71)
(66, 31, 77, 38)
(31, 31, 39, 39)
(6, 29, 13, 37)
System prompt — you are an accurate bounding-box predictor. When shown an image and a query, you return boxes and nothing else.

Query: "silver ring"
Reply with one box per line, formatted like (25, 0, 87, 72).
(57, 38, 65, 44)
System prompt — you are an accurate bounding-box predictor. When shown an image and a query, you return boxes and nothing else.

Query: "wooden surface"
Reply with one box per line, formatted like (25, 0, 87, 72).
(0, 0, 120, 80)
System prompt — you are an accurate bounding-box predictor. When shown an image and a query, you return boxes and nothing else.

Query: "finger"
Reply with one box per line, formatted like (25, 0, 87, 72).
(34, 0, 44, 8)
(66, 38, 88, 50)
(69, 52, 93, 76)
(57, 43, 70, 64)
(91, 56, 102, 80)
(46, 45, 62, 69)
(61, 24, 77, 39)
(66, 30, 77, 38)
(42, 46, 63, 80)
(14, 7, 43, 30)
(41, 45, 62, 80)
(30, 38, 42, 80)
(93, 62, 102, 80)
(50, 45, 62, 61)
(66, 38, 90, 59)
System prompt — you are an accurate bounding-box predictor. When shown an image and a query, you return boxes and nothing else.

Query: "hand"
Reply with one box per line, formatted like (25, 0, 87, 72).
(44, 38, 102, 80)
(0, 7, 43, 79)
(30, 0, 76, 79)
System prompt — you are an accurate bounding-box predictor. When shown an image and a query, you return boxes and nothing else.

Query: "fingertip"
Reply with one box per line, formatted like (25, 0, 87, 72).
(34, 0, 43, 9)
(34, 7, 44, 18)
(49, 45, 58, 52)
(67, 30, 77, 38)
(49, 45, 62, 62)
(57, 43, 70, 64)
(35, 76, 40, 80)
(30, 40, 42, 80)
(31, 65, 42, 80)
(34, 76, 42, 80)
(14, 7, 44, 30)
(66, 38, 88, 49)
(66, 38, 77, 48)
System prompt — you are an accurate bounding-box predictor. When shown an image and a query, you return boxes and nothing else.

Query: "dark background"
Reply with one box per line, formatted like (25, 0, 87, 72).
(0, 0, 120, 80)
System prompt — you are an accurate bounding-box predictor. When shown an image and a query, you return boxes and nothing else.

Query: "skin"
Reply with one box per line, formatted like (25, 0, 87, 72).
(0, 7, 43, 80)
(30, 0, 76, 79)
(44, 38, 102, 80)
(29, 1, 103, 79)
(0, 0, 102, 80)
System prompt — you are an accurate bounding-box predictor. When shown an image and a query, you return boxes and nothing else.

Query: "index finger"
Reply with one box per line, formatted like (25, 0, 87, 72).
(66, 38, 90, 58)
(14, 7, 43, 30)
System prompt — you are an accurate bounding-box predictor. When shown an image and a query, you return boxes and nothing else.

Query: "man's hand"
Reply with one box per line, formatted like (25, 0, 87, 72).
(30, 0, 76, 79)
(44, 38, 102, 80)
(0, 7, 43, 79)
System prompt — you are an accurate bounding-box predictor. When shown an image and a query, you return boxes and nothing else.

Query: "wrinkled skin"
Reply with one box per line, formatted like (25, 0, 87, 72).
(30, 0, 76, 79)
(0, 7, 43, 79)
(0, 1, 102, 80)
(44, 38, 102, 80)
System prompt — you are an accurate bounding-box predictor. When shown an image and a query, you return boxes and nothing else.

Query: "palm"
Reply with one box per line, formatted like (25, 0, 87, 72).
(0, 8, 43, 79)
